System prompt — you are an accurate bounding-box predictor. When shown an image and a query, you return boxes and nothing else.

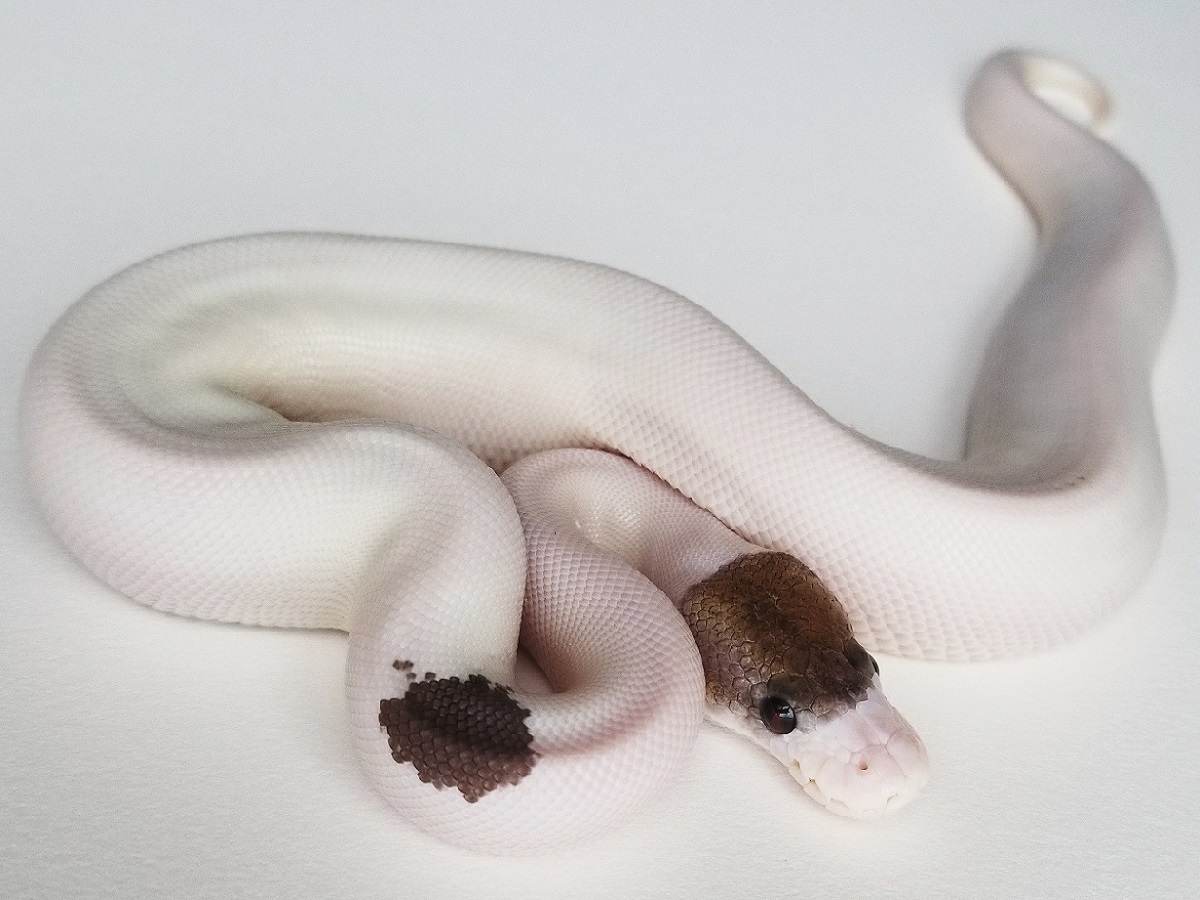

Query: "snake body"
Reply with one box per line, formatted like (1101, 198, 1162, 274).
(19, 52, 1172, 852)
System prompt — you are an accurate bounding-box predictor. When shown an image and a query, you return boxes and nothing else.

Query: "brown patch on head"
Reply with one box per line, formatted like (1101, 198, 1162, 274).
(379, 673, 538, 803)
(680, 552, 876, 723)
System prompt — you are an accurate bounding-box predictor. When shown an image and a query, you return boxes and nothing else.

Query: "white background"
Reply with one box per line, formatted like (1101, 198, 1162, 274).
(2, 3, 1197, 898)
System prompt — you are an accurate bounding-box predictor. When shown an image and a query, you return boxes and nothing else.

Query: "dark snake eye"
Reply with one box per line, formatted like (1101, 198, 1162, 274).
(759, 696, 797, 734)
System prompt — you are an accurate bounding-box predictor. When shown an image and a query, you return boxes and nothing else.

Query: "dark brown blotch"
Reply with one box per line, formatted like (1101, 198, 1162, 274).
(680, 552, 875, 720)
(379, 672, 538, 803)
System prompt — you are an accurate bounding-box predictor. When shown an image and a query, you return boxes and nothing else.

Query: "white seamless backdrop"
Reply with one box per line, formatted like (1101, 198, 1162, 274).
(2, 3, 1196, 899)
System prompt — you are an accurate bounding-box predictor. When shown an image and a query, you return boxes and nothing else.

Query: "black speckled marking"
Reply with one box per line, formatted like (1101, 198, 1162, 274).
(379, 673, 537, 803)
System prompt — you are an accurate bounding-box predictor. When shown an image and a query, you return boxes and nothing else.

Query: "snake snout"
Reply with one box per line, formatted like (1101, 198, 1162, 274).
(788, 684, 930, 818)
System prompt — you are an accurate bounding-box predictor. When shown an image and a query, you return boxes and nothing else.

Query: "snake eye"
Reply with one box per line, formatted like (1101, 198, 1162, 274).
(759, 696, 797, 734)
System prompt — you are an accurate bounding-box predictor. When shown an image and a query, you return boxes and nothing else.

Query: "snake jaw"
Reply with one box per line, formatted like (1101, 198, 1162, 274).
(783, 679, 929, 818)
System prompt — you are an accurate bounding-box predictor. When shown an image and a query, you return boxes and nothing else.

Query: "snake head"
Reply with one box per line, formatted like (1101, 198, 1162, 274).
(682, 551, 929, 817)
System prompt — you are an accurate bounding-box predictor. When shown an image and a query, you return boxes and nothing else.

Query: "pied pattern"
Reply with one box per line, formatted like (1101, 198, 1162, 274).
(18, 51, 1172, 851)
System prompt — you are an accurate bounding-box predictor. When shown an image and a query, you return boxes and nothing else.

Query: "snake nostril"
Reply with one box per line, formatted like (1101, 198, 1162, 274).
(857, 759, 870, 772)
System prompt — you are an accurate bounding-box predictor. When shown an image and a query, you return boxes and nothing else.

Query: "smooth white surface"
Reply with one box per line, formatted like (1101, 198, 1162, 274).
(1, 2, 1196, 897)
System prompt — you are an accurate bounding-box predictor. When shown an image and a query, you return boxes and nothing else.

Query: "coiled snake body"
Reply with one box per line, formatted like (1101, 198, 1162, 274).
(19, 52, 1173, 852)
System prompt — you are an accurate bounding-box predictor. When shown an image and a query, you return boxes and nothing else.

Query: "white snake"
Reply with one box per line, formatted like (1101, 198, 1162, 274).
(19, 51, 1173, 853)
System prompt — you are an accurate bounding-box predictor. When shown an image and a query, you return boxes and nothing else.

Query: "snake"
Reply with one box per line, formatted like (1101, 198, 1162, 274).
(18, 50, 1173, 854)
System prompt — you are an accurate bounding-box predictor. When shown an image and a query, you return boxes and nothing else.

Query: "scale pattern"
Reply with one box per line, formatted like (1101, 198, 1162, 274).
(380, 674, 537, 803)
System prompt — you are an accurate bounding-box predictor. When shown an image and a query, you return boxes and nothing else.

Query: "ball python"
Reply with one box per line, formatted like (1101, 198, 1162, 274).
(19, 50, 1173, 853)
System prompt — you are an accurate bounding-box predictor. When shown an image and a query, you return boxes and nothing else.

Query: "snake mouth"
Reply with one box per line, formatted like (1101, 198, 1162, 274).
(790, 759, 922, 818)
